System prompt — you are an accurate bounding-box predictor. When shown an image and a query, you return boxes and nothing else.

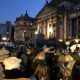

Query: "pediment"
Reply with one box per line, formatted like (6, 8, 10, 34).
(36, 5, 53, 18)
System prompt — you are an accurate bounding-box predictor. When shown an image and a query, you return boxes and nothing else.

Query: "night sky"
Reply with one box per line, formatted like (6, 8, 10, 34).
(0, 0, 46, 24)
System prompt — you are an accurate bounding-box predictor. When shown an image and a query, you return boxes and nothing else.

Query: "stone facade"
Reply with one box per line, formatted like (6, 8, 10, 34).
(14, 0, 80, 44)
(14, 11, 36, 44)
(35, 0, 80, 41)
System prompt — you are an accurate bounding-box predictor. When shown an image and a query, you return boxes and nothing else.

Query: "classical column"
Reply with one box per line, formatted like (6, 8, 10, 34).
(38, 23, 40, 31)
(69, 19, 72, 38)
(63, 11, 67, 40)
(41, 21, 44, 33)
(56, 15, 60, 39)
(47, 19, 50, 38)
(43, 20, 47, 37)
(51, 17, 54, 38)
(60, 25, 63, 39)
(76, 17, 78, 37)
(53, 18, 56, 38)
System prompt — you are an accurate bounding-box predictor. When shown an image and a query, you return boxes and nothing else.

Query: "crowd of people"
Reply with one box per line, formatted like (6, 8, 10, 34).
(0, 44, 80, 80)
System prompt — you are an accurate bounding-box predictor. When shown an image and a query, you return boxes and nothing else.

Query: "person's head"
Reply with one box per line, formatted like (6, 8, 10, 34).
(0, 48, 9, 62)
(3, 57, 22, 70)
(43, 48, 50, 53)
(26, 49, 32, 55)
(33, 52, 45, 63)
(34, 61, 50, 80)
(0, 63, 5, 80)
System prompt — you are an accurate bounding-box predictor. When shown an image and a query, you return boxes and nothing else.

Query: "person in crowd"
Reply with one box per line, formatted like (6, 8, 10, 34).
(33, 51, 45, 63)
(0, 63, 5, 80)
(71, 61, 80, 80)
(31, 61, 50, 80)
(17, 49, 29, 77)
(3, 57, 23, 79)
(25, 48, 43, 78)
(58, 53, 75, 80)
(0, 47, 10, 62)
(45, 52, 59, 80)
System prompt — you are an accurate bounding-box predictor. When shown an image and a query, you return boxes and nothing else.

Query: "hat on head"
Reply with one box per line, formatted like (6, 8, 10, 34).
(3, 57, 22, 70)
(0, 48, 9, 55)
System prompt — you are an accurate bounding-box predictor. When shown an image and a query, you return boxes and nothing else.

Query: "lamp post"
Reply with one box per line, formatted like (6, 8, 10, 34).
(2, 37, 7, 46)
(6, 32, 9, 45)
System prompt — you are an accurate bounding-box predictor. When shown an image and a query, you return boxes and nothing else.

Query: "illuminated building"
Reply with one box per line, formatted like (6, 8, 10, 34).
(0, 21, 14, 43)
(14, 11, 36, 44)
(14, 0, 80, 44)
(35, 0, 80, 41)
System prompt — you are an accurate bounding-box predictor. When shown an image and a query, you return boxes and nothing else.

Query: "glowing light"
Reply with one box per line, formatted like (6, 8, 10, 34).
(2, 37, 7, 41)
(59, 39, 63, 42)
(47, 26, 53, 38)
(74, 38, 79, 43)
(31, 23, 32, 25)
(65, 41, 70, 45)
(35, 30, 38, 35)
(48, 27, 53, 33)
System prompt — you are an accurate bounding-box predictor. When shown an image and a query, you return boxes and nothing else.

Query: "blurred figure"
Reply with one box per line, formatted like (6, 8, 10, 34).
(0, 63, 5, 80)
(0, 47, 9, 62)
(31, 61, 50, 80)
(3, 57, 23, 79)
(58, 54, 75, 80)
(35, 61, 50, 80)
(71, 61, 80, 80)
(33, 51, 45, 63)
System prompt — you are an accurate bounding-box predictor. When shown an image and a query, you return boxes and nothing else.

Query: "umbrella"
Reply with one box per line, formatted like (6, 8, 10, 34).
(58, 54, 74, 62)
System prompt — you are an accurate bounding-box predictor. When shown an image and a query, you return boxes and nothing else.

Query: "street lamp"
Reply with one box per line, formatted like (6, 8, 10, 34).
(74, 38, 79, 43)
(35, 30, 38, 35)
(59, 39, 63, 42)
(2, 37, 7, 46)
(65, 41, 70, 45)
(6, 32, 9, 44)
(65, 41, 70, 51)
(58, 39, 63, 49)
(2, 37, 7, 41)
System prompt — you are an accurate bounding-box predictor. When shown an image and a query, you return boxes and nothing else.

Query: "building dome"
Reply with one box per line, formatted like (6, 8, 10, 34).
(15, 11, 35, 23)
